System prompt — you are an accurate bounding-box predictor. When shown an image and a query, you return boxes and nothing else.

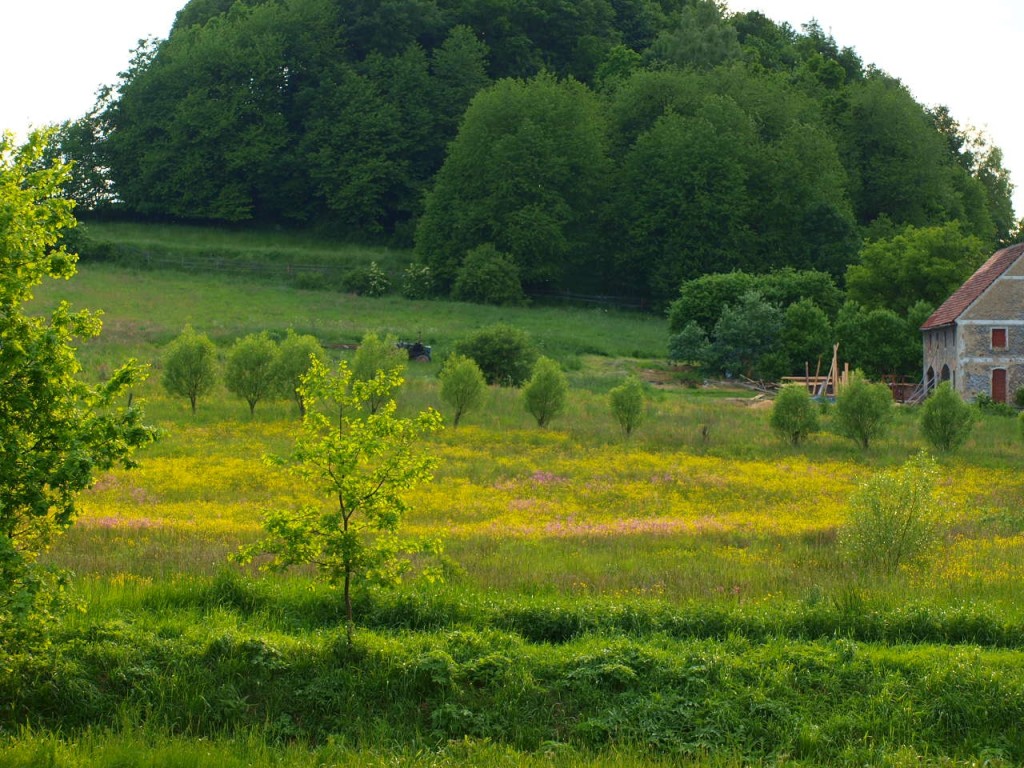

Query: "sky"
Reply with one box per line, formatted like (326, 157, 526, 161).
(1, 1, 1022, 217)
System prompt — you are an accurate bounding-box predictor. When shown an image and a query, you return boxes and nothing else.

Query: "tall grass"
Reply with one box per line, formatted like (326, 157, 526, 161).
(10, 259, 1024, 766)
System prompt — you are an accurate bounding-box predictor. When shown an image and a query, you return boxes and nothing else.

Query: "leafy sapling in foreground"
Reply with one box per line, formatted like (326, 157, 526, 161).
(225, 332, 279, 416)
(439, 354, 486, 427)
(523, 356, 569, 428)
(609, 376, 646, 437)
(162, 325, 219, 414)
(235, 358, 444, 643)
(839, 451, 944, 575)
(770, 384, 819, 446)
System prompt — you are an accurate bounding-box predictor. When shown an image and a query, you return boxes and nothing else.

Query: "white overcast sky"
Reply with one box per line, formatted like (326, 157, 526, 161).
(2, 0, 1022, 217)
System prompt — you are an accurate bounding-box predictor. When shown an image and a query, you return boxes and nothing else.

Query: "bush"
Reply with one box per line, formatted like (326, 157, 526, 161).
(919, 382, 975, 452)
(451, 244, 526, 306)
(975, 392, 1017, 417)
(667, 321, 710, 366)
(609, 376, 646, 437)
(833, 373, 893, 449)
(439, 354, 487, 428)
(522, 357, 569, 428)
(400, 263, 434, 300)
(1015, 388, 1024, 409)
(454, 324, 538, 386)
(343, 261, 390, 296)
(1019, 411, 1024, 442)
(839, 452, 944, 575)
(769, 384, 819, 445)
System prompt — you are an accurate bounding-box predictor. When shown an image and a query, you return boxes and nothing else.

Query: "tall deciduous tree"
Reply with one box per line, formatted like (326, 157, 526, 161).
(416, 73, 611, 292)
(236, 358, 444, 643)
(1, 131, 154, 638)
(845, 223, 986, 315)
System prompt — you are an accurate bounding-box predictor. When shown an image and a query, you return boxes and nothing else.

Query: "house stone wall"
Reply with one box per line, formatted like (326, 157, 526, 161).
(921, 326, 958, 394)
(957, 271, 1024, 401)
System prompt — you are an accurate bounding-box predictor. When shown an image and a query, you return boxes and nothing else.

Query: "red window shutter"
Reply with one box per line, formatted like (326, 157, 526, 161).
(992, 328, 1007, 348)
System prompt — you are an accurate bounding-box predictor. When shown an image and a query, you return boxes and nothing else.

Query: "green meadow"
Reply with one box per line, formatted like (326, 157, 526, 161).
(5, 256, 1024, 767)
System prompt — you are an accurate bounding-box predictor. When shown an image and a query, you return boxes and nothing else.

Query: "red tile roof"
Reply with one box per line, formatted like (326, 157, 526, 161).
(920, 242, 1024, 330)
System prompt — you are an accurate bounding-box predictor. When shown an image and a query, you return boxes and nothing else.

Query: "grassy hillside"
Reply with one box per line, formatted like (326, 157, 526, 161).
(8, 259, 1024, 766)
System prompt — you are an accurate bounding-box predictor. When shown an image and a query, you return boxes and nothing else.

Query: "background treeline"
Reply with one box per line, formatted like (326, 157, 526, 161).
(54, 0, 1017, 305)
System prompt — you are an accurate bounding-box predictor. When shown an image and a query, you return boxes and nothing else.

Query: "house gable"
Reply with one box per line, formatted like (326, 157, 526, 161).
(920, 243, 1024, 330)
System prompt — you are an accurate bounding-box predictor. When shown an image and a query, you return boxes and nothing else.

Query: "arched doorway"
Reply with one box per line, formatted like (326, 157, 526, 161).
(940, 364, 951, 383)
(926, 366, 935, 392)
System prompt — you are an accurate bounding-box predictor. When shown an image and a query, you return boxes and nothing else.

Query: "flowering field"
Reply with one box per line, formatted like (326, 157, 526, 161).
(47, 387, 1024, 609)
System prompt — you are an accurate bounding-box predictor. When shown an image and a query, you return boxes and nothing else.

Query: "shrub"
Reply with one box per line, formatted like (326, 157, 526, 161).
(400, 262, 434, 300)
(1019, 411, 1024, 442)
(839, 452, 944, 575)
(975, 392, 1017, 417)
(769, 384, 819, 445)
(225, 332, 280, 416)
(919, 382, 975, 452)
(523, 357, 569, 428)
(439, 354, 487, 427)
(833, 372, 893, 449)
(454, 324, 538, 386)
(451, 244, 526, 306)
(162, 325, 219, 414)
(343, 261, 390, 297)
(1015, 387, 1024, 409)
(667, 321, 710, 366)
(609, 376, 646, 437)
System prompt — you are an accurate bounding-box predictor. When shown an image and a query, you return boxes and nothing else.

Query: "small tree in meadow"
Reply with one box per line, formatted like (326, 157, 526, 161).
(919, 382, 975, 453)
(273, 330, 327, 417)
(225, 332, 279, 416)
(523, 356, 569, 428)
(839, 451, 944, 575)
(236, 358, 444, 644)
(162, 325, 219, 414)
(351, 331, 407, 413)
(439, 354, 486, 427)
(833, 372, 894, 449)
(609, 376, 646, 437)
(770, 384, 819, 445)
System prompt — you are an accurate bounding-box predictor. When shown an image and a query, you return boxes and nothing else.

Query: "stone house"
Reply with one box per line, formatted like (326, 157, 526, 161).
(920, 242, 1024, 403)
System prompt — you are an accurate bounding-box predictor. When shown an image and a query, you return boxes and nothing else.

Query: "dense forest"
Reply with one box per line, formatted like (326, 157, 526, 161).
(54, 0, 1018, 305)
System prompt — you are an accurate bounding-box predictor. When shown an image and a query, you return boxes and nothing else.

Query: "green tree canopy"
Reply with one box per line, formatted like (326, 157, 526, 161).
(846, 223, 987, 315)
(162, 325, 219, 414)
(1, 131, 155, 638)
(225, 332, 280, 416)
(416, 73, 612, 292)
